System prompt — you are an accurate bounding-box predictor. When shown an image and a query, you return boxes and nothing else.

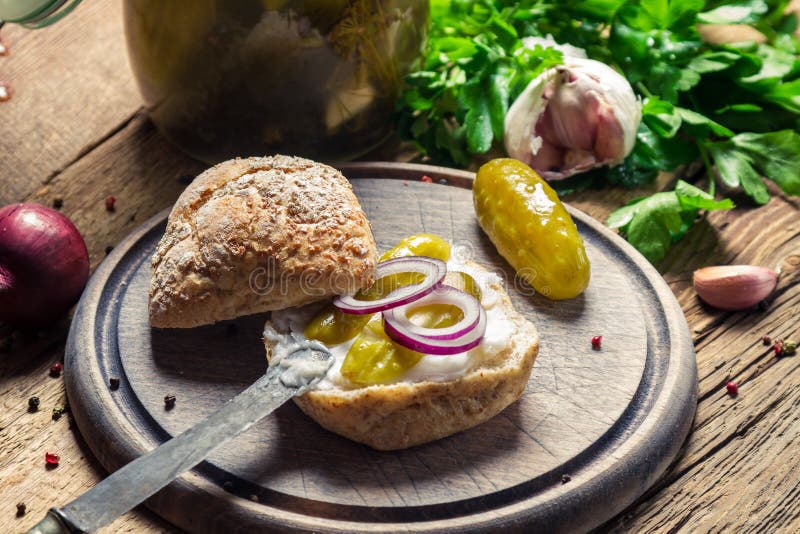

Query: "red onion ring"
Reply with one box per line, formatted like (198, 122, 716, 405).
(334, 256, 446, 315)
(383, 285, 487, 355)
(383, 285, 482, 340)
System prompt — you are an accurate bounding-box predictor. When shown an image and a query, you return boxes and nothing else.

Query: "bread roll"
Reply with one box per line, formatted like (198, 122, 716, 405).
(150, 155, 377, 328)
(264, 265, 539, 450)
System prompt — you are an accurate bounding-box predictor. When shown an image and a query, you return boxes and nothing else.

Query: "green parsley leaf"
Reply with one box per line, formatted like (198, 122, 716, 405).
(607, 180, 733, 263)
(708, 142, 770, 204)
(729, 131, 800, 195)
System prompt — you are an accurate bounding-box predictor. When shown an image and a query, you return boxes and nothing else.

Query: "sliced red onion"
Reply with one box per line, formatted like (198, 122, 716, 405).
(334, 256, 446, 315)
(383, 285, 481, 340)
(383, 286, 487, 355)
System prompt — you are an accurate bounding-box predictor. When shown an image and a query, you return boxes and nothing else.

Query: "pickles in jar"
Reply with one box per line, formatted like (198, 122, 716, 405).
(473, 158, 590, 299)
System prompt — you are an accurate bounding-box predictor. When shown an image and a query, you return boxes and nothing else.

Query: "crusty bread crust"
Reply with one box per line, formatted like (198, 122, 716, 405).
(264, 274, 539, 450)
(150, 156, 377, 328)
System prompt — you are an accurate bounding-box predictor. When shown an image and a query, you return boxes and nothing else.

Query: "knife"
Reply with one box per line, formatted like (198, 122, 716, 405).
(26, 343, 333, 534)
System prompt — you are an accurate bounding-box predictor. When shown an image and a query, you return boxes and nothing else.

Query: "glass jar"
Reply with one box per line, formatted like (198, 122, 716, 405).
(123, 0, 428, 163)
(0, 0, 83, 28)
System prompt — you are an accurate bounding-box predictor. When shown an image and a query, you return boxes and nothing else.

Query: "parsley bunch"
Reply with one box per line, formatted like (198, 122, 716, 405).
(398, 0, 800, 263)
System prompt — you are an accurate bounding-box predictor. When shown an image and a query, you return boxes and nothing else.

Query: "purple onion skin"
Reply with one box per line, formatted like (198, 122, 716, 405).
(0, 203, 90, 326)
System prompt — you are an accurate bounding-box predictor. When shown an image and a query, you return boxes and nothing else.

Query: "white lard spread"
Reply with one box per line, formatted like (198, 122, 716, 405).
(268, 261, 515, 389)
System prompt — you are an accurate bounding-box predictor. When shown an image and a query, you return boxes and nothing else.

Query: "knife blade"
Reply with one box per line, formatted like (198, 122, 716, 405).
(27, 343, 333, 534)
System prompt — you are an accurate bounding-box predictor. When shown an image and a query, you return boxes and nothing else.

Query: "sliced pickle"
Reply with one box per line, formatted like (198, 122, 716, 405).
(380, 233, 451, 262)
(341, 315, 423, 386)
(443, 271, 482, 301)
(304, 305, 372, 345)
(310, 233, 476, 386)
(406, 303, 464, 329)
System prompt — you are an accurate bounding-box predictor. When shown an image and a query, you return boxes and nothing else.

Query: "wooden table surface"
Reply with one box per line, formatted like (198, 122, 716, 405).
(1, 2, 798, 532)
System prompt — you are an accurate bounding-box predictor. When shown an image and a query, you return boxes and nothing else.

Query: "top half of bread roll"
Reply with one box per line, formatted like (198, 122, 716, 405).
(149, 155, 377, 328)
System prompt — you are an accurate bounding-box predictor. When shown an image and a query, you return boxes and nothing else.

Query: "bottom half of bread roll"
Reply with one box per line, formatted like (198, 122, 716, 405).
(264, 267, 539, 451)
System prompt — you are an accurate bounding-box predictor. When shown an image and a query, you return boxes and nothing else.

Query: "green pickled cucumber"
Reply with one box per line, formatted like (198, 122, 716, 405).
(380, 233, 451, 261)
(340, 315, 423, 385)
(473, 158, 590, 300)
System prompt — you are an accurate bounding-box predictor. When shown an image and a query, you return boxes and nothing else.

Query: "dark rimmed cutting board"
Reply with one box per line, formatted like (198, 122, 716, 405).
(64, 162, 697, 533)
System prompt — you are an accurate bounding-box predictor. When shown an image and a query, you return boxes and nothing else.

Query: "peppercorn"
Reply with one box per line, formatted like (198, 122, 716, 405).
(52, 198, 64, 209)
(105, 245, 114, 255)
(561, 474, 571, 484)
(45, 452, 60, 467)
(761, 335, 771, 346)
(109, 377, 120, 390)
(164, 394, 176, 410)
(28, 396, 40, 412)
(591, 335, 602, 350)
(421, 175, 433, 183)
(49, 362, 62, 378)
(783, 340, 797, 356)
(773, 340, 784, 357)
(105, 195, 116, 212)
(726, 381, 738, 396)
(52, 406, 65, 420)
(16, 503, 26, 517)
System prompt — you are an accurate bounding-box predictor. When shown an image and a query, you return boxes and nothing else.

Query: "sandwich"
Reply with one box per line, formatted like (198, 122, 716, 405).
(149, 155, 538, 450)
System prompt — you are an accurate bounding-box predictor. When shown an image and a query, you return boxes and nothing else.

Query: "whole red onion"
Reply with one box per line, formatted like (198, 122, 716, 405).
(0, 203, 90, 325)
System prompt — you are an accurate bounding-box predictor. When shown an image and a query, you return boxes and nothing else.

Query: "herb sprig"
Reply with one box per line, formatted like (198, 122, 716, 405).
(398, 0, 800, 263)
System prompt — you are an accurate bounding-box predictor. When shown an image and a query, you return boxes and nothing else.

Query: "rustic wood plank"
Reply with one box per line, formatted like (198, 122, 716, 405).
(0, 0, 140, 204)
(1, 112, 201, 533)
(0, 4, 798, 531)
(601, 194, 800, 532)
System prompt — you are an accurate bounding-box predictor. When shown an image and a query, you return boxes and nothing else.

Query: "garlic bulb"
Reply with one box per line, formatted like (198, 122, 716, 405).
(504, 57, 641, 181)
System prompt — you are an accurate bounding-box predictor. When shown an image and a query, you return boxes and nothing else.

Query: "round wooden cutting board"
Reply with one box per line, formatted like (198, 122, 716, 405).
(65, 162, 697, 533)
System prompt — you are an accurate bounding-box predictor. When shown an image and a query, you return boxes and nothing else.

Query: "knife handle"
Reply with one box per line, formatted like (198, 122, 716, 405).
(26, 508, 84, 534)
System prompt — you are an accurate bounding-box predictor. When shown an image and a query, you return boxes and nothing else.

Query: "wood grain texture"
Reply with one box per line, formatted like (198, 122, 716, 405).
(0, 0, 141, 203)
(1, 2, 799, 532)
(62, 168, 695, 533)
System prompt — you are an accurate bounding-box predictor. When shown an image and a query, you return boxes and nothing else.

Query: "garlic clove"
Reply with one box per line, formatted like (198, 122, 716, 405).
(693, 265, 778, 311)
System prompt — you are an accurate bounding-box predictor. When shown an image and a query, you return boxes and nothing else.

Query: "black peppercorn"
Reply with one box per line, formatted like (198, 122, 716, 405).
(16, 502, 26, 517)
(109, 377, 120, 390)
(28, 396, 40, 412)
(561, 474, 571, 484)
(105, 245, 114, 255)
(164, 394, 177, 410)
(52, 198, 64, 209)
